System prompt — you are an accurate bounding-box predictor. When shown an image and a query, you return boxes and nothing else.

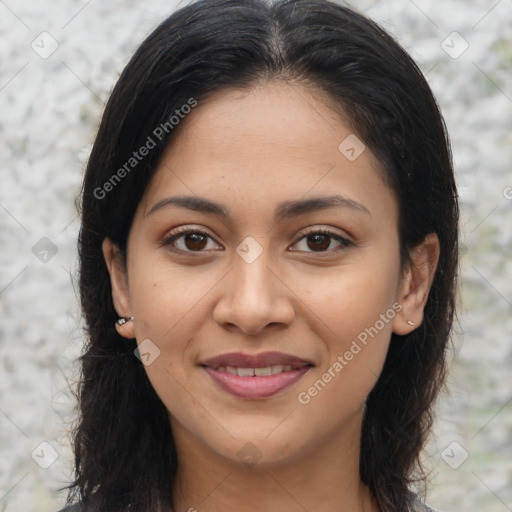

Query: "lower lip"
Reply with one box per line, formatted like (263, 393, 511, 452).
(203, 366, 311, 399)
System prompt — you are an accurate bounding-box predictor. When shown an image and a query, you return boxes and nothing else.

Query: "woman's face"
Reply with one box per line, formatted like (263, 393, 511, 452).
(106, 81, 425, 469)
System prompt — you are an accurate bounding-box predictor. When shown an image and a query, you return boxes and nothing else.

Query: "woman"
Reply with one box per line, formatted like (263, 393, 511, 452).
(61, 0, 458, 510)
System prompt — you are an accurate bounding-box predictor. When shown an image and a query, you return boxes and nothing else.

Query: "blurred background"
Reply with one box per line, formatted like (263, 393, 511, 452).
(0, 0, 511, 511)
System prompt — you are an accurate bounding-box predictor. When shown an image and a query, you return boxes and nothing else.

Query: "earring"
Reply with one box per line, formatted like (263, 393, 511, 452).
(116, 316, 134, 326)
(407, 320, 415, 326)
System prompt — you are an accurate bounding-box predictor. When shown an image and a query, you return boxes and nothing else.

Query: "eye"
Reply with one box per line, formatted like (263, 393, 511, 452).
(161, 226, 351, 255)
(290, 228, 353, 253)
(161, 227, 223, 254)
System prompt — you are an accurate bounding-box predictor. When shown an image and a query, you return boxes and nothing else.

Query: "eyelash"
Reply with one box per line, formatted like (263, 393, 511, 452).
(161, 226, 353, 256)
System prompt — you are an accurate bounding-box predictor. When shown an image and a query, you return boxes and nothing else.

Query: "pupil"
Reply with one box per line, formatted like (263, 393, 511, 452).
(185, 233, 207, 250)
(307, 234, 330, 251)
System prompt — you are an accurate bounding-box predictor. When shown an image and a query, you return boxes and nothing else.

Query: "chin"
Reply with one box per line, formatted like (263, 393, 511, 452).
(202, 427, 310, 470)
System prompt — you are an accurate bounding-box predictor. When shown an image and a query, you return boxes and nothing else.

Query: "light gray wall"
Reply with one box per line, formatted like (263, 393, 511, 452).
(1, 1, 511, 510)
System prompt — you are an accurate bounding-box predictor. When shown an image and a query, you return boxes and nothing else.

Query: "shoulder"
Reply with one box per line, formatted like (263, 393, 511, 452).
(411, 500, 442, 512)
(55, 503, 136, 512)
(56, 504, 88, 512)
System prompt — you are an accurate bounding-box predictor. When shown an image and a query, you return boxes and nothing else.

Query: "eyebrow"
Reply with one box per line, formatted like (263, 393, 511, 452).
(146, 194, 371, 220)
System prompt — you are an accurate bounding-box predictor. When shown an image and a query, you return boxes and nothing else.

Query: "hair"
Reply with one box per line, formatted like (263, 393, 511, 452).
(69, 0, 459, 510)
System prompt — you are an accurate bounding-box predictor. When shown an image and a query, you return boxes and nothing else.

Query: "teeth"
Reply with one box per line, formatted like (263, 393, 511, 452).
(254, 367, 272, 376)
(271, 365, 284, 375)
(217, 365, 295, 376)
(237, 367, 255, 377)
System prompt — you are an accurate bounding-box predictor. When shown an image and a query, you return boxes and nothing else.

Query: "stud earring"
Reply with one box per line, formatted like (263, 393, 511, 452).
(407, 320, 415, 326)
(116, 316, 134, 326)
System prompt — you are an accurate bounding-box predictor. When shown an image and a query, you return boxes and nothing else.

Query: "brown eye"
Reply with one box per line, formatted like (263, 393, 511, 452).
(290, 228, 353, 254)
(183, 232, 208, 251)
(162, 229, 223, 254)
(306, 233, 332, 252)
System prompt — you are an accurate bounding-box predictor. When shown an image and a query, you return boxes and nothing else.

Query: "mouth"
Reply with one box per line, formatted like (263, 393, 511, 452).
(200, 351, 314, 399)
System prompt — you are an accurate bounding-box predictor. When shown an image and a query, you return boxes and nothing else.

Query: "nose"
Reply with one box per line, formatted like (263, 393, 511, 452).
(212, 249, 295, 336)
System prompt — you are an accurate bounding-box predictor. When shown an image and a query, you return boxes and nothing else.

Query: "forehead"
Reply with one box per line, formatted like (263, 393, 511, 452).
(162, 81, 365, 169)
(138, 80, 396, 223)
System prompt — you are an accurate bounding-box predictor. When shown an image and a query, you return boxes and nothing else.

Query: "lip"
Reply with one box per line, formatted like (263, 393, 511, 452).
(200, 351, 313, 369)
(200, 351, 313, 399)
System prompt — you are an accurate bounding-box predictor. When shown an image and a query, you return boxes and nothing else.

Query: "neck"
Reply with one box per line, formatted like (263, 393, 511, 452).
(170, 414, 378, 512)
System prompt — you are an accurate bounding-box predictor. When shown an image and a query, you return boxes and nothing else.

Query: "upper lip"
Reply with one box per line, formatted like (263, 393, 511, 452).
(200, 351, 313, 369)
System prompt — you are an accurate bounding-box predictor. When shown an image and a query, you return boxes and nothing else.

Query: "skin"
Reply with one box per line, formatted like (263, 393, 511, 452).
(103, 80, 439, 512)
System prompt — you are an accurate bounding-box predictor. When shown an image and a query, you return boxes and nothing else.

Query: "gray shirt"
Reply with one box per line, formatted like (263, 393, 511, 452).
(57, 498, 441, 511)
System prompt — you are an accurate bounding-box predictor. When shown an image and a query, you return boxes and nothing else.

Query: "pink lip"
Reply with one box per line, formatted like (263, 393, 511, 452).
(201, 351, 312, 369)
(203, 366, 311, 399)
(200, 351, 313, 399)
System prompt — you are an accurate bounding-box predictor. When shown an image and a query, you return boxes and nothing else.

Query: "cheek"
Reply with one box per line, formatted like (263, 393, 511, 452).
(128, 257, 215, 344)
(290, 262, 399, 404)
(292, 266, 399, 346)
(127, 267, 213, 422)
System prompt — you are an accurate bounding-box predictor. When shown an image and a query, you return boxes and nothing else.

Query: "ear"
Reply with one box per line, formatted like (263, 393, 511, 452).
(102, 238, 135, 339)
(392, 233, 440, 335)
